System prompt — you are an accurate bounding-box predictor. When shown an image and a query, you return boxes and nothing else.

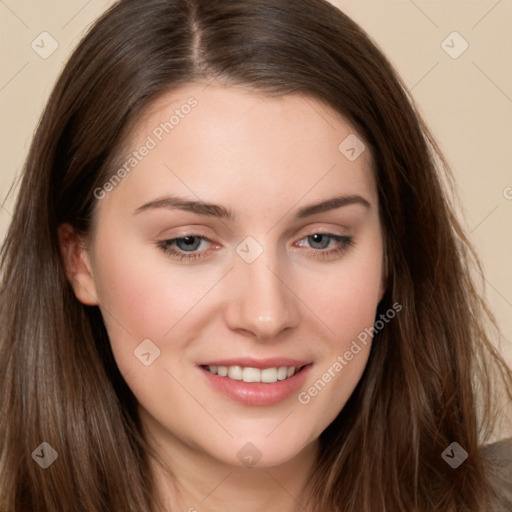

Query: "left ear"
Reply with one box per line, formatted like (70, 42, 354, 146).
(58, 223, 99, 306)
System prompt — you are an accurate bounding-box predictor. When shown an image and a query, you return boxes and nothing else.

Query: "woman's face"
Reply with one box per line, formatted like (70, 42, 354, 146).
(71, 83, 385, 468)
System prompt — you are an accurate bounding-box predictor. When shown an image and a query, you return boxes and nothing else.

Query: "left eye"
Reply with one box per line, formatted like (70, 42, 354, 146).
(169, 236, 206, 252)
(302, 233, 339, 250)
(158, 235, 211, 260)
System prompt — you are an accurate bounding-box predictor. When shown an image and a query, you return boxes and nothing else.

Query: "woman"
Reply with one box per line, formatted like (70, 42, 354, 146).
(0, 0, 511, 510)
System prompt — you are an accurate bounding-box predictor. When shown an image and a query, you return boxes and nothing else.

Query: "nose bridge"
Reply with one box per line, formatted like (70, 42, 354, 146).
(226, 240, 299, 338)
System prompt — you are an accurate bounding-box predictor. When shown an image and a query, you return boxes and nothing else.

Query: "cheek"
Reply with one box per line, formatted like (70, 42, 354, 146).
(310, 245, 383, 342)
(297, 284, 375, 437)
(296, 244, 383, 425)
(89, 229, 218, 370)
(297, 343, 371, 441)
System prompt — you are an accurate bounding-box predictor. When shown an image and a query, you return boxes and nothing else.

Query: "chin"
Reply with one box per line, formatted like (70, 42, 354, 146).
(208, 434, 316, 470)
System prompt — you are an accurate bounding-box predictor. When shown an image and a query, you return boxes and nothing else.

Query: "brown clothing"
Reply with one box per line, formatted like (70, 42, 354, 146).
(482, 437, 512, 511)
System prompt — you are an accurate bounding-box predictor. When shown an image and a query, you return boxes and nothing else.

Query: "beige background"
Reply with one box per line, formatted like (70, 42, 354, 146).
(0, 0, 511, 364)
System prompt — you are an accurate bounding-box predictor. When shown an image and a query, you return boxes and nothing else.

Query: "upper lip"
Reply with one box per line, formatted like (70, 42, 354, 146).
(198, 357, 312, 369)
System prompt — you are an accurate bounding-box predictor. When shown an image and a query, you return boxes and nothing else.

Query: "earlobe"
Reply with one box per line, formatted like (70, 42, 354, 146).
(58, 223, 99, 306)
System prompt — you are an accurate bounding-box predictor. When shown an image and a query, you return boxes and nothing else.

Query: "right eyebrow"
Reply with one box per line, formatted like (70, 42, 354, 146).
(134, 195, 236, 219)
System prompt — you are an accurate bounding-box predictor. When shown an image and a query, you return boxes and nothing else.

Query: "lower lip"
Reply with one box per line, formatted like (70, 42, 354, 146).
(199, 365, 313, 406)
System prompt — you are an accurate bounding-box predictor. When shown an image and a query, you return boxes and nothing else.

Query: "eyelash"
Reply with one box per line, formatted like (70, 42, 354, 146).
(157, 232, 354, 262)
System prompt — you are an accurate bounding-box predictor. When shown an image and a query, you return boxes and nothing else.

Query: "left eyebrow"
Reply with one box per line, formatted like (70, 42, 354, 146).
(295, 194, 371, 218)
(133, 193, 371, 219)
(134, 195, 236, 219)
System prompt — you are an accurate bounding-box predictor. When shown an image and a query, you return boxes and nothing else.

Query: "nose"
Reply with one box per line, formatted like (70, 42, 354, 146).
(224, 251, 300, 340)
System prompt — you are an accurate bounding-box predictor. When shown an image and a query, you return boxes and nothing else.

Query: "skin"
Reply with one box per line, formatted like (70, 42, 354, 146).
(60, 83, 385, 512)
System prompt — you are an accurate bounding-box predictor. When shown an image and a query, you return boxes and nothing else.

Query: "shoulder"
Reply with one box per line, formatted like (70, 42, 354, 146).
(480, 437, 512, 511)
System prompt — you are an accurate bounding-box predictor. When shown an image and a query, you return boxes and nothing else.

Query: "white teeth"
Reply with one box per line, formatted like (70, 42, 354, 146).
(277, 366, 288, 381)
(261, 367, 278, 383)
(242, 367, 260, 382)
(228, 365, 243, 380)
(206, 365, 298, 383)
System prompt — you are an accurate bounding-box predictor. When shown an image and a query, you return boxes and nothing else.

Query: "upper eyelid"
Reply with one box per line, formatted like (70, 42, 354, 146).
(164, 230, 346, 241)
(156, 217, 350, 241)
(168, 225, 347, 237)
(161, 222, 350, 240)
(163, 231, 348, 249)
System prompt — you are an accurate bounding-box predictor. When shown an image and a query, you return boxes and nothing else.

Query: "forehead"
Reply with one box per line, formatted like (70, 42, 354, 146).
(101, 83, 377, 219)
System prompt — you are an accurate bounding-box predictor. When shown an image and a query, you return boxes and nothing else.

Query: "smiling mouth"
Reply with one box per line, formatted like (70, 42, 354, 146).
(201, 364, 309, 383)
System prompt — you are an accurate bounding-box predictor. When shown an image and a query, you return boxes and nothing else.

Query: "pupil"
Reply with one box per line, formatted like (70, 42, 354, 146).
(177, 236, 200, 252)
(311, 234, 329, 249)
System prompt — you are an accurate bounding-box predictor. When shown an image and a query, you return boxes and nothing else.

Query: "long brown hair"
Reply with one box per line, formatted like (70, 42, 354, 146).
(1, 1, 511, 510)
